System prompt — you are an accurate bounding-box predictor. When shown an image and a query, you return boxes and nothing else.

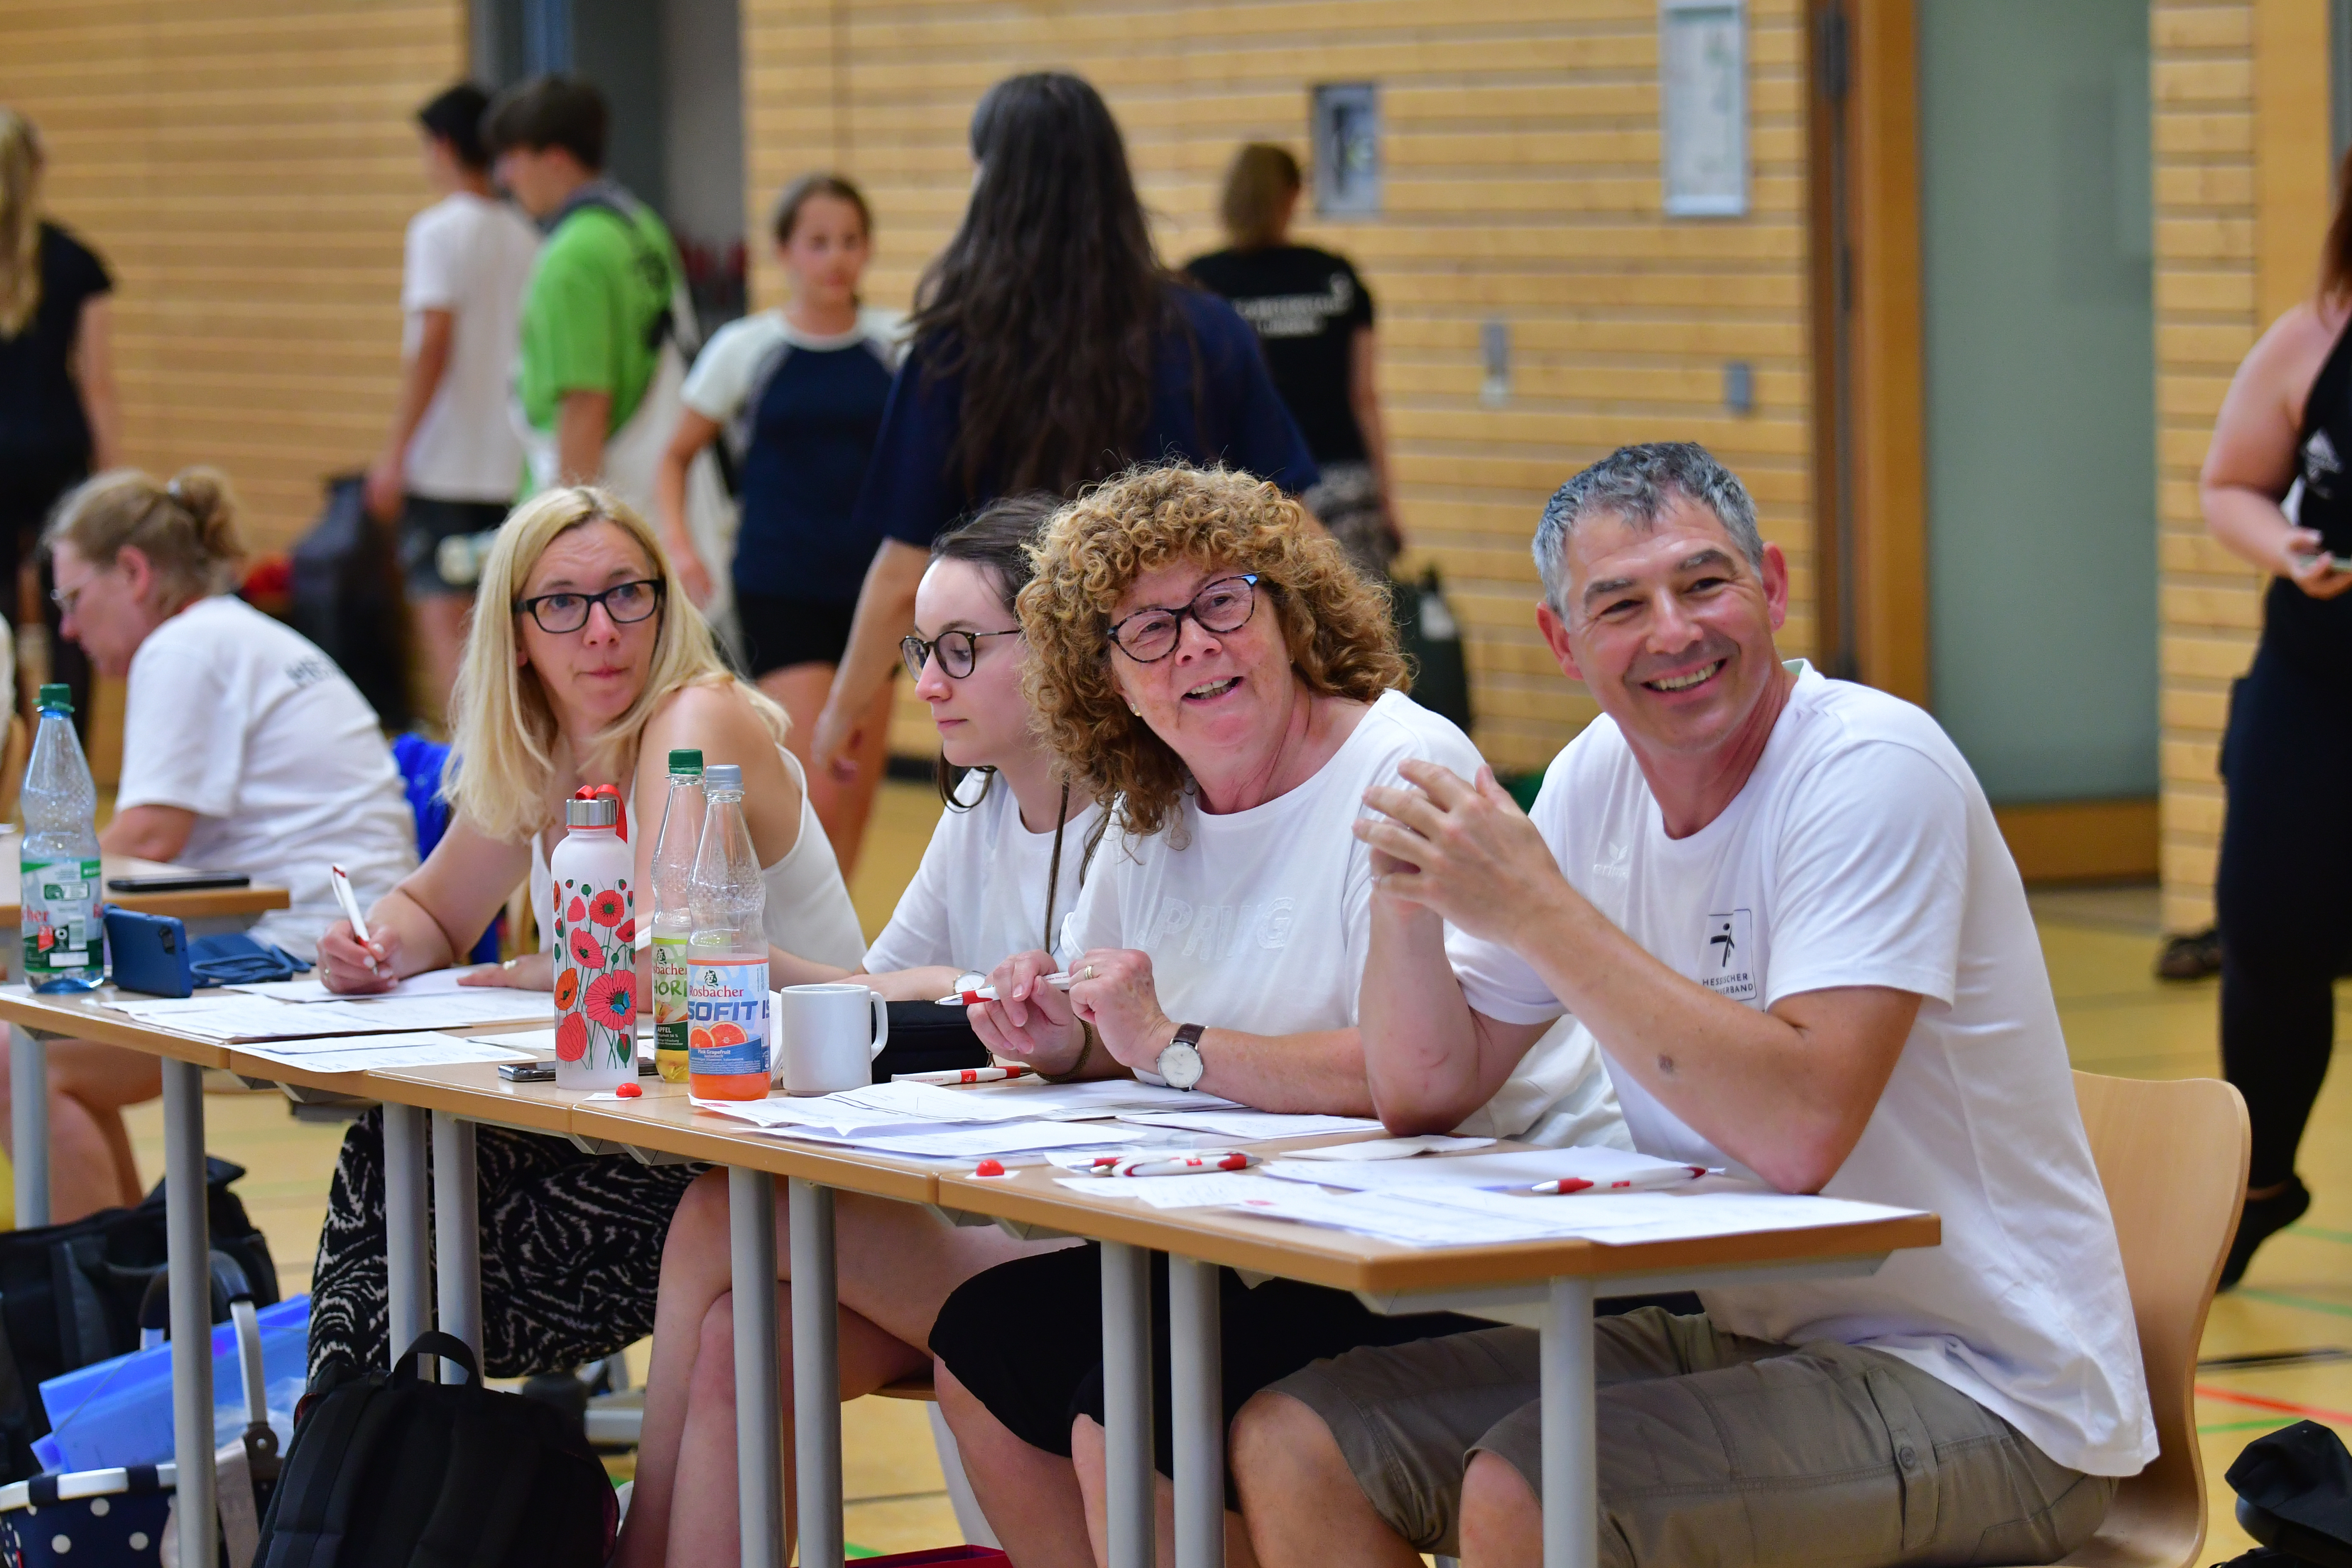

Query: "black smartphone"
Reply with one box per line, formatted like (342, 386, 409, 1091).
(498, 1058, 660, 1083)
(106, 872, 252, 893)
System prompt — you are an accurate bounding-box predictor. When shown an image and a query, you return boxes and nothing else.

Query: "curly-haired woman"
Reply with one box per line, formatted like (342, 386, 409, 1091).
(933, 464, 1621, 1568)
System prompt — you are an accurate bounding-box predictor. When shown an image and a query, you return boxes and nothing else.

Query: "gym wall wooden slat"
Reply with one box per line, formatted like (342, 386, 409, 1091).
(0, 0, 466, 552)
(742, 0, 1818, 771)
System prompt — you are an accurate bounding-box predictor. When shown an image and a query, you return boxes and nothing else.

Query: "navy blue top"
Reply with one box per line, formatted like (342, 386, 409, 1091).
(855, 283, 1320, 550)
(734, 339, 897, 601)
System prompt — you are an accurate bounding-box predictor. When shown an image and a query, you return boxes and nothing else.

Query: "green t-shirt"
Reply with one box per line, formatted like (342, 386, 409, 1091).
(515, 197, 680, 435)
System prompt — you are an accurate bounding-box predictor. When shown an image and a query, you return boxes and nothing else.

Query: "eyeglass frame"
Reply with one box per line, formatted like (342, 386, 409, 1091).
(49, 565, 109, 618)
(1103, 573, 1262, 663)
(901, 627, 1021, 682)
(511, 577, 667, 635)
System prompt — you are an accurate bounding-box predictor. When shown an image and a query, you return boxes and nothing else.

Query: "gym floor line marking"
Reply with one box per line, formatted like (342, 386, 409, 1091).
(2199, 1417, 2298, 1434)
(2235, 1288, 2352, 1321)
(2288, 1222, 2352, 1245)
(2195, 1384, 2352, 1424)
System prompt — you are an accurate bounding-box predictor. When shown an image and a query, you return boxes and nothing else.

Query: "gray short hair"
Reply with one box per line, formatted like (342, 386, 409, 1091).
(1532, 443, 1762, 613)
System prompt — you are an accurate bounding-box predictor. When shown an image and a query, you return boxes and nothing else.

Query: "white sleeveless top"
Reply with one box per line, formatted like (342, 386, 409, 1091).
(530, 747, 867, 969)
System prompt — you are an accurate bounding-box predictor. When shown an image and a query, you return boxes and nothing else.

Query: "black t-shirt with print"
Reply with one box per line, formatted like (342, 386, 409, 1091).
(0, 222, 112, 506)
(1184, 244, 1375, 466)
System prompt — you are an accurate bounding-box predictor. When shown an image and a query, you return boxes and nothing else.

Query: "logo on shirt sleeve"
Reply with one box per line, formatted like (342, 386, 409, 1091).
(1702, 909, 1756, 1002)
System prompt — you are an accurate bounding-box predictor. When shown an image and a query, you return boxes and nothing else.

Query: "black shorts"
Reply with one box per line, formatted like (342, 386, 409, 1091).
(399, 495, 508, 599)
(735, 590, 857, 677)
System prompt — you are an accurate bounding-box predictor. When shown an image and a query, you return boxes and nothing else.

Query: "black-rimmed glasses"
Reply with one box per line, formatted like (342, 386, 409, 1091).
(902, 627, 1021, 681)
(1104, 574, 1260, 662)
(512, 578, 665, 634)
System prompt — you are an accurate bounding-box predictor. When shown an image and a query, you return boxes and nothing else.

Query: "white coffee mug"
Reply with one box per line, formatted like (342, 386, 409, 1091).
(775, 983, 890, 1096)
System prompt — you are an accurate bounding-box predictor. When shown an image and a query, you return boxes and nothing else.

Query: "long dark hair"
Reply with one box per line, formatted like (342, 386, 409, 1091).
(911, 73, 1169, 499)
(2328, 145, 2352, 302)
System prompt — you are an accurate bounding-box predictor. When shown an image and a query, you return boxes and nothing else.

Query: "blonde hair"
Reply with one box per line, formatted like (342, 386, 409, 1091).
(1018, 464, 1405, 840)
(45, 467, 247, 608)
(1218, 143, 1301, 252)
(0, 109, 43, 338)
(444, 486, 787, 842)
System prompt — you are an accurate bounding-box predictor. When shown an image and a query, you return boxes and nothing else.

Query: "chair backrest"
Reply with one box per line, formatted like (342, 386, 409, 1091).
(2067, 1071, 2248, 1567)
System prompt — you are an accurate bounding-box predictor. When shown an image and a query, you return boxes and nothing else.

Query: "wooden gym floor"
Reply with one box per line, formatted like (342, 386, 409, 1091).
(114, 788, 2342, 1560)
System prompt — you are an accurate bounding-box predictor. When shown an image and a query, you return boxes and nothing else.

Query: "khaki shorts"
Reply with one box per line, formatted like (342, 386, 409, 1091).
(1266, 1308, 2116, 1565)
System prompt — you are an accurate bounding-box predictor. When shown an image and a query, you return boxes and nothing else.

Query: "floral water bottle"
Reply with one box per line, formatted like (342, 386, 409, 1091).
(21, 684, 101, 993)
(688, 763, 770, 1100)
(550, 792, 636, 1090)
(649, 749, 705, 1084)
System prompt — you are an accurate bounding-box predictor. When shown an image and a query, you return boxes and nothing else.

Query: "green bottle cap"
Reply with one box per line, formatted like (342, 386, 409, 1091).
(668, 748, 703, 775)
(37, 684, 71, 713)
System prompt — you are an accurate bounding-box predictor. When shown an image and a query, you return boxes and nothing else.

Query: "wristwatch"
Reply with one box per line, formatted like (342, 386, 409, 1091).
(1157, 1023, 1207, 1091)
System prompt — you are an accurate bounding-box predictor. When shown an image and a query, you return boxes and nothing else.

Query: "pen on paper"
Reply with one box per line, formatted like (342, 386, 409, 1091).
(330, 865, 379, 975)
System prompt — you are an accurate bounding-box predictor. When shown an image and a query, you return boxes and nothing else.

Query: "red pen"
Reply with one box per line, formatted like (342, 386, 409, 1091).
(1530, 1165, 1709, 1195)
(894, 1066, 1035, 1085)
(1104, 1151, 1260, 1178)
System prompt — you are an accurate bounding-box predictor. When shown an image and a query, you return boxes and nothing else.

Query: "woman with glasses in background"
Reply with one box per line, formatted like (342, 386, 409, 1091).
(619, 494, 1108, 1565)
(931, 465, 1621, 1567)
(302, 485, 865, 1382)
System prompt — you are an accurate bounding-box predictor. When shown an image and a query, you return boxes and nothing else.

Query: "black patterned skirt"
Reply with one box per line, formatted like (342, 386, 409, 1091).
(308, 1108, 703, 1382)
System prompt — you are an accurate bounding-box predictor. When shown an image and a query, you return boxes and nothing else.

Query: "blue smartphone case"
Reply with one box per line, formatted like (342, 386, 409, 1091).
(102, 906, 193, 998)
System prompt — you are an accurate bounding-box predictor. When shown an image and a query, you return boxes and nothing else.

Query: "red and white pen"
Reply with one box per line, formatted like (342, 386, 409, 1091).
(1102, 1151, 1260, 1178)
(893, 1066, 1035, 1086)
(936, 973, 1075, 1005)
(1530, 1165, 1711, 1195)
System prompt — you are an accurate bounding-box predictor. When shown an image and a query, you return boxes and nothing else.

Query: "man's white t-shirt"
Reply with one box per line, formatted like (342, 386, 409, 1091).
(1070, 690, 1622, 1145)
(863, 773, 1104, 977)
(1446, 664, 2155, 1477)
(400, 191, 540, 501)
(681, 306, 907, 423)
(115, 598, 419, 960)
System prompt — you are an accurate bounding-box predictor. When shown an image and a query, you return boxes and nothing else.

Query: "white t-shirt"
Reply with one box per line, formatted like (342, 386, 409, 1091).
(115, 597, 418, 960)
(863, 773, 1104, 977)
(400, 191, 540, 501)
(1068, 690, 1620, 1143)
(1446, 664, 2155, 1477)
(681, 306, 906, 423)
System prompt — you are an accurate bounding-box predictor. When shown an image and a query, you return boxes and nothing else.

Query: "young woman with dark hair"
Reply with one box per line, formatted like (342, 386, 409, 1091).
(806, 71, 1319, 801)
(655, 172, 901, 871)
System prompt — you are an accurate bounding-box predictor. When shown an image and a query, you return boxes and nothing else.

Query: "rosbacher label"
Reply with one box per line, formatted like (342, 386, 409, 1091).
(687, 956, 770, 1077)
(653, 934, 691, 1078)
(22, 857, 100, 977)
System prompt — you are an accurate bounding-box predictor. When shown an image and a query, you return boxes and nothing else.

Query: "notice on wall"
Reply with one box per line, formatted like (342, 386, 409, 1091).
(1661, 0, 1749, 217)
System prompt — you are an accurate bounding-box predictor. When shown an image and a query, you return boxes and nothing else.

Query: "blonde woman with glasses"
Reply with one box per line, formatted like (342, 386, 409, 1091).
(304, 485, 865, 1381)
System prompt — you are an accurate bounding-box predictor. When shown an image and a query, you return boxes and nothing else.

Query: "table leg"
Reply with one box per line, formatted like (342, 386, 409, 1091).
(1540, 1277, 1597, 1568)
(1100, 1241, 1154, 1568)
(381, 1103, 430, 1376)
(429, 1113, 479, 1381)
(729, 1168, 784, 1568)
(163, 1058, 215, 1568)
(1167, 1255, 1223, 1568)
(789, 1178, 844, 1568)
(11, 1025, 46, 1229)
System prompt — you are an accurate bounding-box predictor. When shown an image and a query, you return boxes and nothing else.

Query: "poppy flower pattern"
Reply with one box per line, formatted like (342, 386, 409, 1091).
(554, 869, 635, 1080)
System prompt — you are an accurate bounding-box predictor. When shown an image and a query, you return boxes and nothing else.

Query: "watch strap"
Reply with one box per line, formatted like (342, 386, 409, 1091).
(1172, 1022, 1206, 1050)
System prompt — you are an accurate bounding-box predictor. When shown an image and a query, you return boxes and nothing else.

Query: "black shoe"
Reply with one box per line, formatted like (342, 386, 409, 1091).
(2156, 927, 2222, 982)
(2221, 1176, 2312, 1290)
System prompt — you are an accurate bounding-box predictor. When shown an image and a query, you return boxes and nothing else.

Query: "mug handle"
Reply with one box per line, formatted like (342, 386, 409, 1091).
(867, 988, 891, 1059)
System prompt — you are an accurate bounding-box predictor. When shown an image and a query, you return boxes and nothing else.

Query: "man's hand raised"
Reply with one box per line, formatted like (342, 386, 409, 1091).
(1356, 762, 1570, 945)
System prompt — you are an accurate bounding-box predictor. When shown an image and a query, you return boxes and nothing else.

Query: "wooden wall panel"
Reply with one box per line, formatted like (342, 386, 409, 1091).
(0, 0, 467, 553)
(743, 0, 1818, 770)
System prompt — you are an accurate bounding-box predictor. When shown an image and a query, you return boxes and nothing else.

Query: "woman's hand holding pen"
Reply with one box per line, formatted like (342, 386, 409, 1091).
(317, 919, 402, 994)
(969, 949, 1086, 1075)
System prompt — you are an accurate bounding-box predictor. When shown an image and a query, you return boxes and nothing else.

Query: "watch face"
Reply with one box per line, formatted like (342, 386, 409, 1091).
(1160, 1040, 1205, 1089)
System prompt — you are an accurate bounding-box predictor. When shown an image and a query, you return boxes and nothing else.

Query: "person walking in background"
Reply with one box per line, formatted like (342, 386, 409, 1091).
(1187, 143, 1401, 578)
(808, 71, 1319, 798)
(365, 83, 540, 724)
(2195, 145, 2352, 1287)
(656, 174, 899, 873)
(0, 107, 117, 725)
(484, 75, 690, 514)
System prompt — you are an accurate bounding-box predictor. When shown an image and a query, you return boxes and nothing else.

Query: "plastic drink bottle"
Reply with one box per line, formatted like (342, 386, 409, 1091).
(21, 684, 102, 993)
(549, 792, 636, 1090)
(649, 749, 705, 1084)
(688, 763, 770, 1100)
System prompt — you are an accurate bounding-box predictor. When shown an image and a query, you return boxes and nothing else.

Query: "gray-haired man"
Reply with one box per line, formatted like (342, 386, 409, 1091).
(1228, 443, 2154, 1567)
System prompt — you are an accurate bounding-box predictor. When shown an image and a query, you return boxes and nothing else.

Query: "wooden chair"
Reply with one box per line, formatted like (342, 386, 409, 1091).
(0, 712, 26, 825)
(2012, 1070, 2249, 1568)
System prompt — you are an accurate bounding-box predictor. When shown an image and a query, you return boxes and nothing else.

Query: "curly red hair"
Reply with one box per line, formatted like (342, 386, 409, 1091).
(1018, 464, 1406, 839)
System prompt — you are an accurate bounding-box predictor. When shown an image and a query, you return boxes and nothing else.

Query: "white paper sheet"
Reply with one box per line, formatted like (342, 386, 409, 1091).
(1108, 1111, 1384, 1140)
(1261, 1146, 1702, 1194)
(921, 1078, 1245, 1121)
(1054, 1171, 1296, 1209)
(1280, 1135, 1497, 1162)
(229, 970, 483, 1003)
(1061, 1179, 1578, 1244)
(688, 1096, 946, 1136)
(324, 990, 555, 1030)
(474, 1029, 657, 1064)
(231, 1032, 535, 1074)
(1400, 1185, 1926, 1244)
(787, 1123, 1156, 1159)
(105, 997, 388, 1039)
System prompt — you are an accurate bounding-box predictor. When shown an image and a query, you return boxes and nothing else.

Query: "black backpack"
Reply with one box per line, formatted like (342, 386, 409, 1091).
(255, 1332, 616, 1568)
(0, 1154, 278, 1481)
(289, 474, 411, 732)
